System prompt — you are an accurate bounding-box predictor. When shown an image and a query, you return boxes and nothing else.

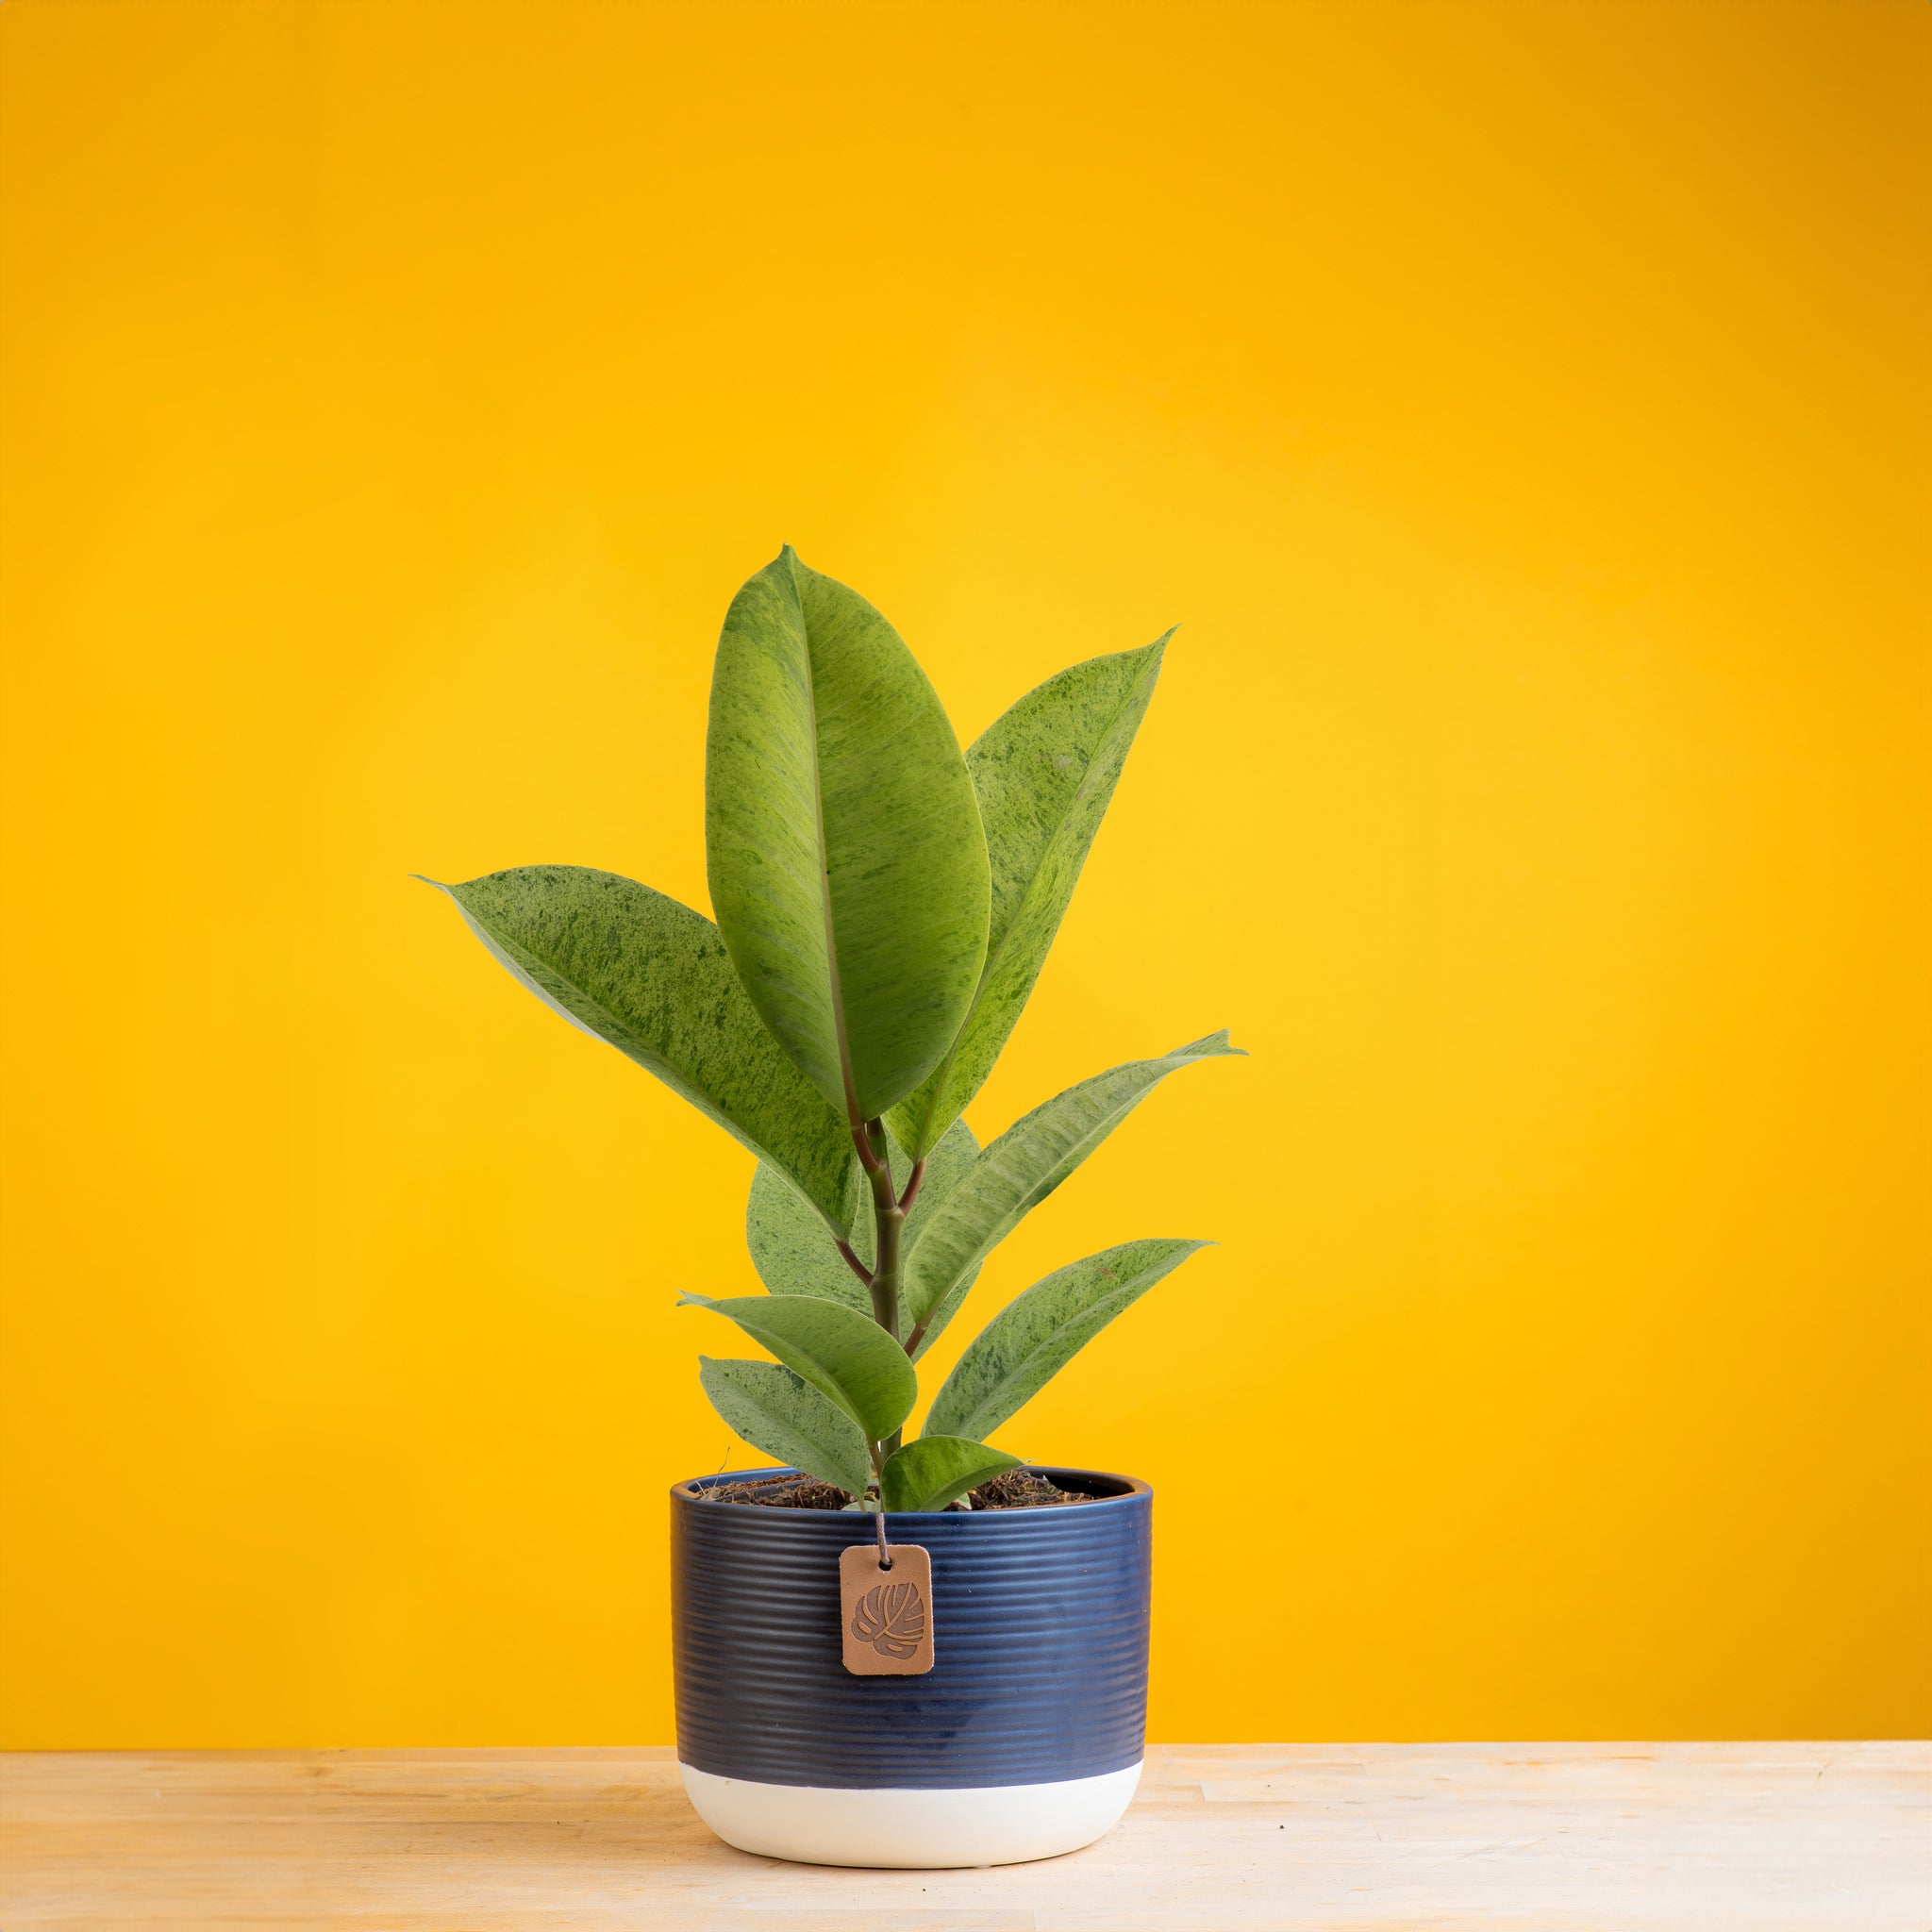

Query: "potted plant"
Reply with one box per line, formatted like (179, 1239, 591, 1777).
(423, 549, 1239, 1868)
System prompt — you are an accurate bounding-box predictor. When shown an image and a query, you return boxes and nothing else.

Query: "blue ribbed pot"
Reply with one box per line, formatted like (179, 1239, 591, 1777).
(671, 1464, 1152, 1869)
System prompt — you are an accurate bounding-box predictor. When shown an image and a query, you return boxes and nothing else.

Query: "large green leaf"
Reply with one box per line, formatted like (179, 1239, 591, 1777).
(705, 548, 991, 1124)
(887, 635, 1171, 1157)
(744, 1117, 982, 1339)
(680, 1292, 917, 1443)
(422, 866, 854, 1233)
(924, 1239, 1209, 1442)
(901, 1032, 1241, 1332)
(698, 1357, 873, 1497)
(879, 1435, 1023, 1512)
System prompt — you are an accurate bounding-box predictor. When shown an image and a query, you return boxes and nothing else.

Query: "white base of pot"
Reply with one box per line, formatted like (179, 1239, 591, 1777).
(680, 1759, 1142, 1869)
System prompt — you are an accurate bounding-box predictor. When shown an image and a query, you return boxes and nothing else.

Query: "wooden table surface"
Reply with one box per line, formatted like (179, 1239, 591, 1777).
(2, 1741, 1924, 1929)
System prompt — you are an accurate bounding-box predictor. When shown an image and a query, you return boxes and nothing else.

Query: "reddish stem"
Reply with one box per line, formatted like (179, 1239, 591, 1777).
(851, 1122, 887, 1178)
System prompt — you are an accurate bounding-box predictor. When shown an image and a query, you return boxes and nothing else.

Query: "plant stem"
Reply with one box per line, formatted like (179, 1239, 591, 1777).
(855, 1116, 912, 1358)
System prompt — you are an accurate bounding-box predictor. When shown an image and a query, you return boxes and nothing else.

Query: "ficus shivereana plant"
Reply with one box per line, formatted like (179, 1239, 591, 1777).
(423, 548, 1241, 1511)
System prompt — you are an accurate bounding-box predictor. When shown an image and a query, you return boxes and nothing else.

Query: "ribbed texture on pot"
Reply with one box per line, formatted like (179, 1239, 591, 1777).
(672, 1467, 1152, 1790)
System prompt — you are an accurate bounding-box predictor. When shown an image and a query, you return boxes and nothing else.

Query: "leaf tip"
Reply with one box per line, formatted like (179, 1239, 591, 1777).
(1190, 1028, 1246, 1058)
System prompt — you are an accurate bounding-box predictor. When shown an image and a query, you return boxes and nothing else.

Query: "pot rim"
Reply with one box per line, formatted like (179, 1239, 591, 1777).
(671, 1462, 1152, 1514)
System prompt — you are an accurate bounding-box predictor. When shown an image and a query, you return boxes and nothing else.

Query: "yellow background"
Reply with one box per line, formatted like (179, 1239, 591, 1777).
(2, 0, 1926, 1747)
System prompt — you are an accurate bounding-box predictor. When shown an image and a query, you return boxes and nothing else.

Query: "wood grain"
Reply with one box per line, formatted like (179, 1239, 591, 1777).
(2, 1741, 1924, 1929)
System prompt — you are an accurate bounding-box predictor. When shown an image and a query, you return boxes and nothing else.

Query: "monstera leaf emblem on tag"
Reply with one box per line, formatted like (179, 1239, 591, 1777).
(851, 1580, 926, 1659)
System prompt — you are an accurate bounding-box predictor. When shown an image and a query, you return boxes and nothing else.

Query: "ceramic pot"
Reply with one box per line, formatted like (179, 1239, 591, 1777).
(670, 1464, 1152, 1869)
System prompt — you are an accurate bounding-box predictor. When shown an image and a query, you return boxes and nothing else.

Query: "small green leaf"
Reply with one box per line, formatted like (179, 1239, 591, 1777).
(422, 867, 854, 1234)
(902, 1031, 1242, 1331)
(697, 1357, 872, 1497)
(888, 634, 1171, 1157)
(745, 1118, 984, 1341)
(924, 1239, 1210, 1442)
(880, 1435, 1023, 1512)
(681, 1292, 916, 1443)
(705, 548, 991, 1122)
(745, 1157, 873, 1319)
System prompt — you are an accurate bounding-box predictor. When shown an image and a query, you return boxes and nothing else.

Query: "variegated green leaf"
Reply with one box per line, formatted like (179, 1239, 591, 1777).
(888, 634, 1171, 1157)
(680, 1292, 916, 1443)
(744, 1157, 873, 1319)
(879, 1434, 1023, 1512)
(698, 1357, 872, 1497)
(924, 1239, 1209, 1441)
(705, 548, 991, 1123)
(422, 866, 854, 1233)
(902, 1032, 1241, 1334)
(899, 1116, 998, 1360)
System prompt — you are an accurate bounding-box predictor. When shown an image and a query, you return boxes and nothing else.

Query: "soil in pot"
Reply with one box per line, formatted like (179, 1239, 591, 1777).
(699, 1470, 1091, 1511)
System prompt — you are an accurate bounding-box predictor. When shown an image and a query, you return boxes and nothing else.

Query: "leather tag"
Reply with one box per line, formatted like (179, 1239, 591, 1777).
(839, 1541, 935, 1675)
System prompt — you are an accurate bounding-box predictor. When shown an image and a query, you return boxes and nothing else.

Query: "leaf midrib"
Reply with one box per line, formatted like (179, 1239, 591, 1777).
(794, 558, 860, 1128)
